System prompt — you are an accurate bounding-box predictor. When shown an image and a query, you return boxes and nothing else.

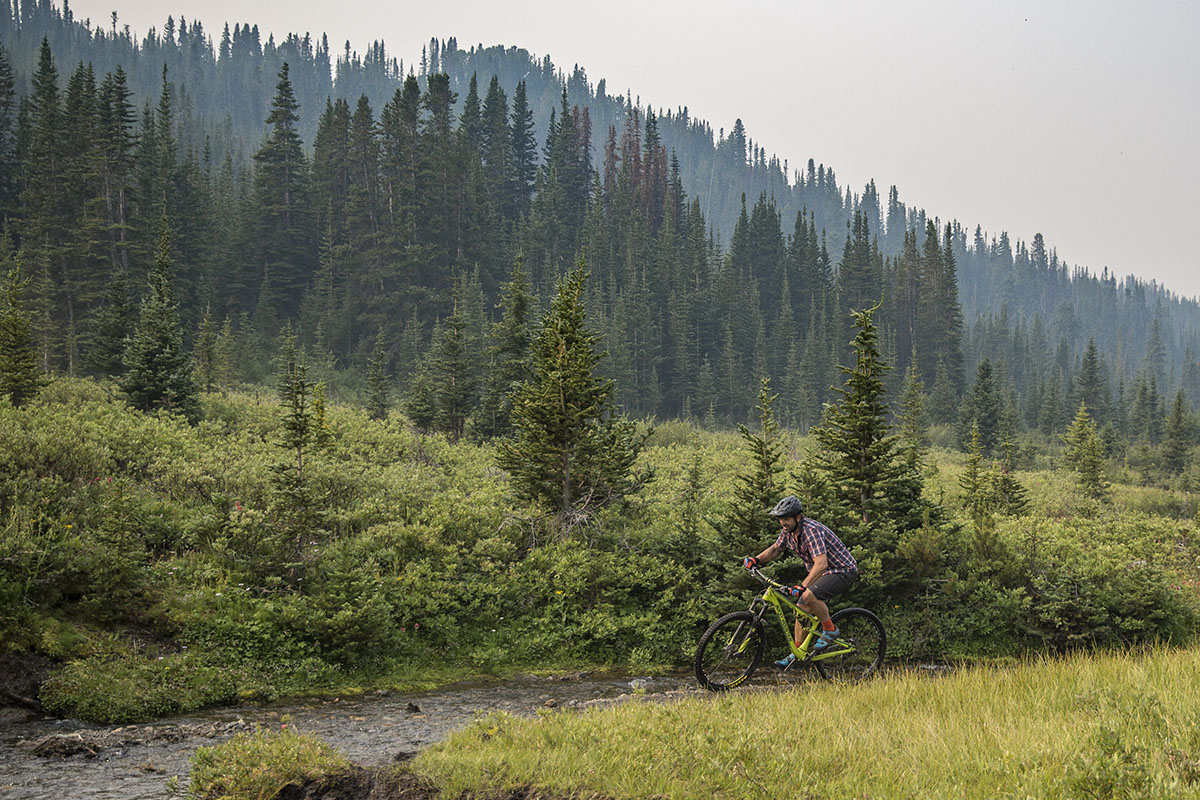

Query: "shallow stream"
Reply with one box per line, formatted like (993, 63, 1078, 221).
(0, 672, 696, 799)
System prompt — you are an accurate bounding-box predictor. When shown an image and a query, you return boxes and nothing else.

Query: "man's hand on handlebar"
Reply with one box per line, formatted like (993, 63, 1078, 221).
(742, 556, 758, 571)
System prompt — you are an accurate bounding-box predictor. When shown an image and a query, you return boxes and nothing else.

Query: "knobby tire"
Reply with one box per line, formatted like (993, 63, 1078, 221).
(815, 607, 886, 682)
(694, 611, 765, 691)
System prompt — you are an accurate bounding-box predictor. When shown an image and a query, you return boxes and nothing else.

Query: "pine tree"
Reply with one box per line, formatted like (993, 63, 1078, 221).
(0, 261, 44, 406)
(497, 264, 647, 526)
(1061, 402, 1109, 499)
(958, 422, 994, 533)
(959, 357, 1002, 455)
(993, 435, 1030, 516)
(726, 377, 785, 550)
(0, 43, 18, 226)
(897, 358, 928, 456)
(269, 325, 330, 580)
(479, 256, 533, 437)
(509, 79, 537, 218)
(1072, 337, 1109, 425)
(251, 63, 315, 307)
(119, 220, 199, 423)
(403, 347, 440, 432)
(366, 326, 390, 421)
(194, 308, 217, 391)
(810, 303, 926, 536)
(432, 282, 478, 440)
(1162, 389, 1193, 477)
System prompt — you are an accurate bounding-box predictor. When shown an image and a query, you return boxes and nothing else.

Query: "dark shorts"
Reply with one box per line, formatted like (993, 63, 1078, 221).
(808, 571, 859, 602)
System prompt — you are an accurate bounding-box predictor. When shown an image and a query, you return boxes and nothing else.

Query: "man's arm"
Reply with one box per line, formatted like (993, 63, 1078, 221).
(754, 541, 784, 565)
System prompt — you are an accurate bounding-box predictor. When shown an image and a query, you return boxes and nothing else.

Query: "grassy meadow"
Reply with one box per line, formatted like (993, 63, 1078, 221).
(408, 646, 1200, 799)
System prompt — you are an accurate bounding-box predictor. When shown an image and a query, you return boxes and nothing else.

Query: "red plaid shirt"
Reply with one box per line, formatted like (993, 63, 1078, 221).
(773, 517, 858, 574)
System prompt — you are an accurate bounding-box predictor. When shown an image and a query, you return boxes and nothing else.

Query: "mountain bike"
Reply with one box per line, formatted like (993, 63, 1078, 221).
(694, 566, 886, 691)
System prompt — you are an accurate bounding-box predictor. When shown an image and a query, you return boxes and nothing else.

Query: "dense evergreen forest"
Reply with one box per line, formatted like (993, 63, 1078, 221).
(3, 0, 1200, 458)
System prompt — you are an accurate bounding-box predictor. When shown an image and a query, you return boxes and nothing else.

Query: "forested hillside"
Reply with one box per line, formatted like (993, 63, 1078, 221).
(2, 0, 1200, 454)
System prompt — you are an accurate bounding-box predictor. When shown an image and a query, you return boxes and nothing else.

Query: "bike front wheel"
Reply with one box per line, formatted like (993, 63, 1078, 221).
(815, 607, 886, 683)
(694, 611, 765, 691)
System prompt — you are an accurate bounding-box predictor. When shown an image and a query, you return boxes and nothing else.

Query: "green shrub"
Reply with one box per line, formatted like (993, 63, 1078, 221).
(188, 724, 352, 800)
(40, 650, 239, 723)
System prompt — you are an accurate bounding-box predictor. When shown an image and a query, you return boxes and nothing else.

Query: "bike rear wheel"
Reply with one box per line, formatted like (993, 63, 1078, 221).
(694, 611, 765, 691)
(815, 607, 886, 682)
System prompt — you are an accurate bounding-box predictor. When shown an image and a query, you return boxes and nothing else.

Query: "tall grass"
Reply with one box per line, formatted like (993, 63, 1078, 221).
(413, 646, 1200, 799)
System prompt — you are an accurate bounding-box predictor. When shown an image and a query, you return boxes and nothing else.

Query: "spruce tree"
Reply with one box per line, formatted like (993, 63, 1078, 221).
(726, 377, 785, 550)
(479, 256, 533, 437)
(958, 422, 995, 533)
(366, 326, 390, 421)
(0, 43, 18, 226)
(897, 358, 928, 458)
(119, 221, 199, 423)
(1162, 389, 1193, 477)
(269, 325, 330, 579)
(959, 357, 1001, 455)
(0, 262, 44, 406)
(194, 309, 217, 391)
(1061, 402, 1109, 499)
(432, 284, 478, 440)
(810, 303, 925, 536)
(497, 265, 647, 526)
(251, 63, 314, 306)
(993, 435, 1030, 516)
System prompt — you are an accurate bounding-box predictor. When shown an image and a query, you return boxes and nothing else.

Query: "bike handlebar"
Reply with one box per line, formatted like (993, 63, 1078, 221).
(746, 565, 785, 590)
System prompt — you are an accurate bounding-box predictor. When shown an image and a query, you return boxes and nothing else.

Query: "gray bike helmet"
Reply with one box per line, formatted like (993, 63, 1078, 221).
(768, 495, 804, 518)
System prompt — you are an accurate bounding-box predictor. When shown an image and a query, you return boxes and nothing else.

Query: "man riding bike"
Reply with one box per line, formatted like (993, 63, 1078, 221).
(742, 495, 859, 667)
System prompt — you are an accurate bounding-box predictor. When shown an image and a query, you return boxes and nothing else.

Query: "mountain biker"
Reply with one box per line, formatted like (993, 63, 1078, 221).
(741, 495, 859, 667)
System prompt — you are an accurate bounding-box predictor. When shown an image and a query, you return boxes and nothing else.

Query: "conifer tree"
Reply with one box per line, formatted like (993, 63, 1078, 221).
(251, 62, 314, 306)
(0, 262, 44, 406)
(194, 308, 217, 391)
(119, 220, 199, 423)
(897, 358, 928, 457)
(269, 324, 330, 579)
(958, 422, 994, 533)
(509, 79, 537, 217)
(1061, 402, 1109, 499)
(1162, 389, 1193, 477)
(432, 283, 478, 440)
(497, 265, 647, 525)
(993, 435, 1030, 516)
(480, 256, 533, 437)
(366, 326, 390, 421)
(1072, 337, 1109, 425)
(726, 377, 785, 549)
(959, 357, 1001, 455)
(0, 43, 18, 226)
(810, 303, 925, 536)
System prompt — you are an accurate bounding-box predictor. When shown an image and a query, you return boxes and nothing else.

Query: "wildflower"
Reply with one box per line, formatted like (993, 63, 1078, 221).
(235, 502, 243, 512)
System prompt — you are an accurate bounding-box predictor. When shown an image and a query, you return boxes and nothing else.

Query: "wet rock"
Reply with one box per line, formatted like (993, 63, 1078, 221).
(541, 698, 558, 708)
(31, 718, 252, 758)
(33, 732, 102, 758)
(404, 702, 421, 714)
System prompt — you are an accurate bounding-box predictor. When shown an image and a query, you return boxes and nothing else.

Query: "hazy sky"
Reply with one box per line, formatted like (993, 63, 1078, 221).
(65, 0, 1200, 299)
